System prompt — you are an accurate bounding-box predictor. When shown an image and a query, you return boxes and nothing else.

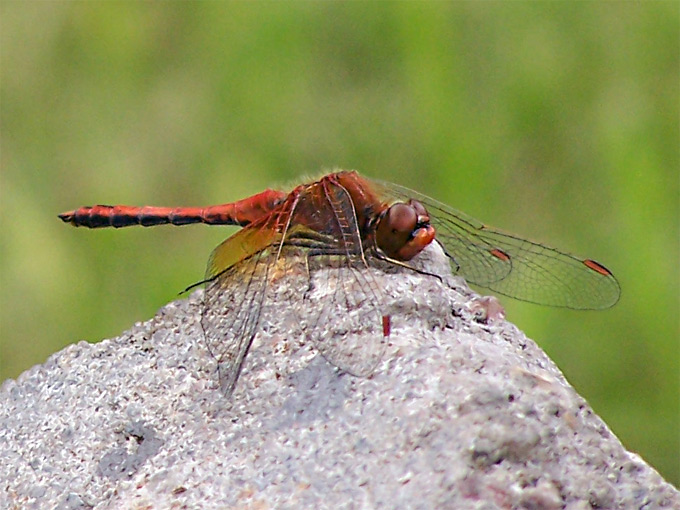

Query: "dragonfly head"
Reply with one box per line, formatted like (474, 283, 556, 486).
(374, 200, 436, 261)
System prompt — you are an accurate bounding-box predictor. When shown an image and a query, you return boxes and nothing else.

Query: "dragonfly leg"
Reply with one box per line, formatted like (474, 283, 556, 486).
(435, 239, 460, 274)
(370, 248, 444, 283)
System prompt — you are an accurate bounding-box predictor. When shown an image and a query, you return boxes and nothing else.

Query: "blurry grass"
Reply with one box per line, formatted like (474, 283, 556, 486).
(1, 2, 678, 485)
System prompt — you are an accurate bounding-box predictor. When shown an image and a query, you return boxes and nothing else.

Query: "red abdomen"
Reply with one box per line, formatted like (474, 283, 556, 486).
(58, 189, 286, 229)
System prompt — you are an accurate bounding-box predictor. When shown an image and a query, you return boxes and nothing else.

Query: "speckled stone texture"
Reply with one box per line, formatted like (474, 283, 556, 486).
(1, 245, 678, 510)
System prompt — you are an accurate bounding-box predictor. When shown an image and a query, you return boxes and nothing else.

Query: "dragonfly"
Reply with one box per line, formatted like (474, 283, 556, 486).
(59, 170, 620, 395)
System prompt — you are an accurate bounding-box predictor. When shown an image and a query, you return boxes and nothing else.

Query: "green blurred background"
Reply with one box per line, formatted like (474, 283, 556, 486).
(1, 2, 677, 485)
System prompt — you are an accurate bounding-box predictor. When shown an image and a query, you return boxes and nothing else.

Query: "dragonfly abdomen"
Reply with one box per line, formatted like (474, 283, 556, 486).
(59, 189, 288, 229)
(58, 205, 221, 228)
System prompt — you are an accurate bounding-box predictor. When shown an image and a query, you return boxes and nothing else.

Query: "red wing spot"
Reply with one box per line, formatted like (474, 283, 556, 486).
(489, 248, 511, 262)
(382, 315, 391, 337)
(583, 259, 613, 276)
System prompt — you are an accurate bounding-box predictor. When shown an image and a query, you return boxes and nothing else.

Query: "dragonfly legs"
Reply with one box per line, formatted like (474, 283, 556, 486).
(369, 248, 444, 284)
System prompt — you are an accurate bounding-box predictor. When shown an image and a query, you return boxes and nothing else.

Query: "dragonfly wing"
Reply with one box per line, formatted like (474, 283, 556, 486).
(373, 179, 620, 309)
(291, 180, 389, 377)
(202, 225, 279, 396)
(303, 253, 388, 377)
(445, 225, 622, 309)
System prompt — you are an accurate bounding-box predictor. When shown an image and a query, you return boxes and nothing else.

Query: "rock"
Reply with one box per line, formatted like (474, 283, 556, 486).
(1, 245, 677, 509)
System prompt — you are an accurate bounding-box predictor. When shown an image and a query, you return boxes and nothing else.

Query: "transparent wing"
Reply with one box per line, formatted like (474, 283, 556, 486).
(301, 250, 388, 378)
(291, 179, 388, 377)
(373, 179, 620, 309)
(201, 211, 288, 396)
(202, 246, 273, 397)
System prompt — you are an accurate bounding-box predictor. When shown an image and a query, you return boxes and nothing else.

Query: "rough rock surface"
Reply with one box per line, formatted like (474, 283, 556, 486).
(1, 245, 678, 510)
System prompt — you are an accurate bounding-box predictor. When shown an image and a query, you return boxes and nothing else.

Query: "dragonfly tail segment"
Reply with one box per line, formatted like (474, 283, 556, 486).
(58, 189, 287, 229)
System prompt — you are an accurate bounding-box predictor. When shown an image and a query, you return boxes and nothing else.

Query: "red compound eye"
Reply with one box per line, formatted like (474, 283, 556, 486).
(375, 201, 435, 261)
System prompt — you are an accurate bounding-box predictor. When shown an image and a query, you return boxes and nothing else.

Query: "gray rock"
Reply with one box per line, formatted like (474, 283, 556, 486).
(1, 245, 677, 509)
